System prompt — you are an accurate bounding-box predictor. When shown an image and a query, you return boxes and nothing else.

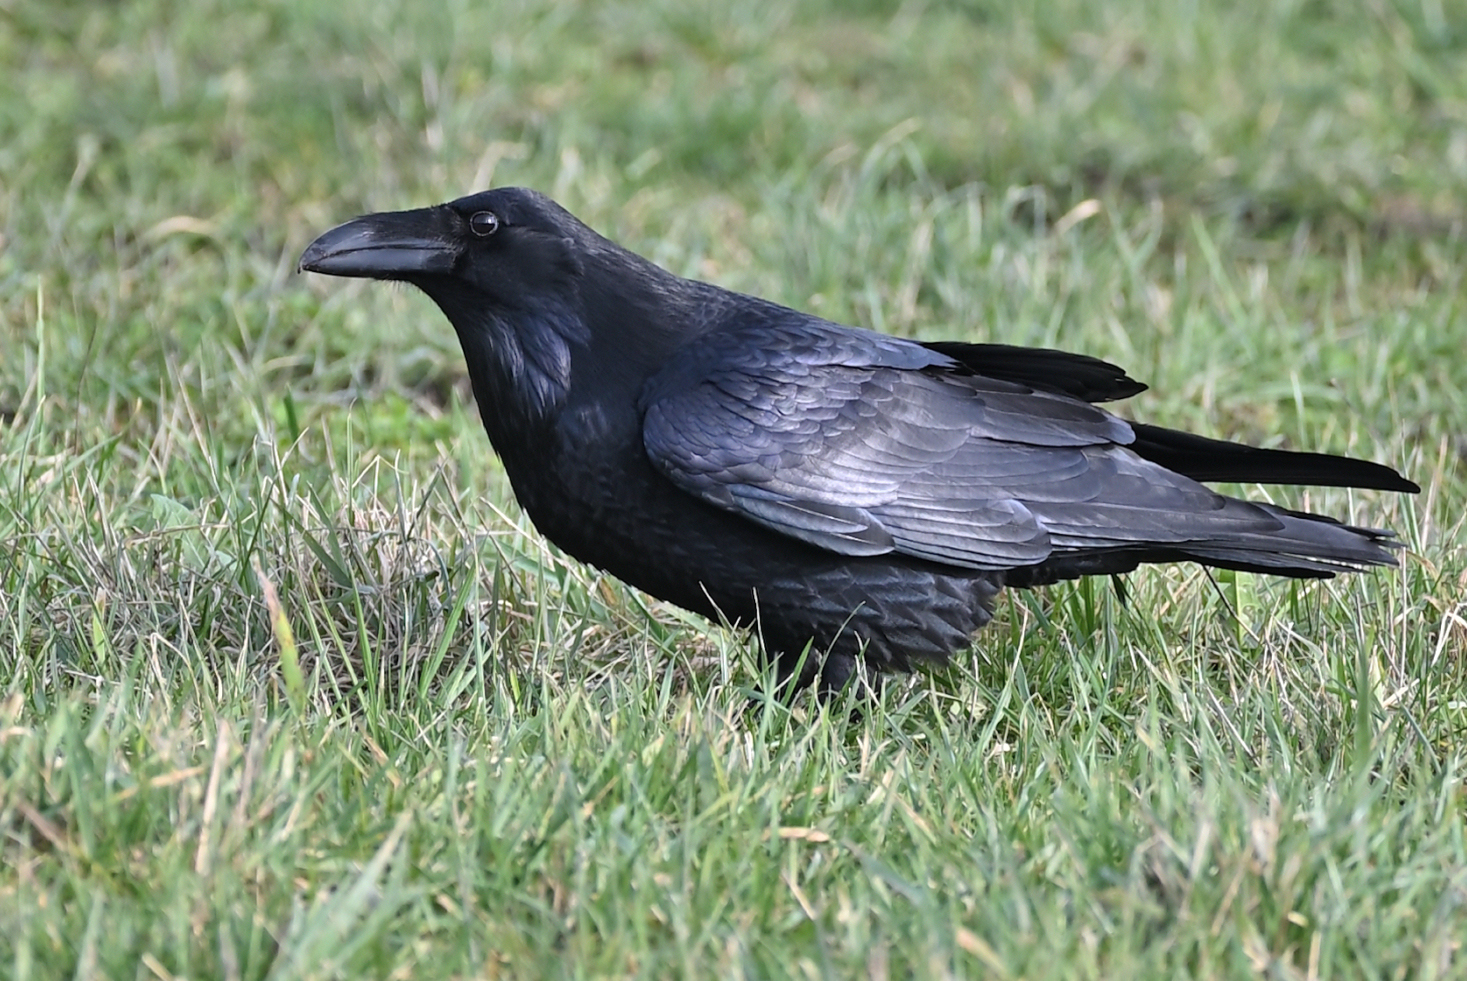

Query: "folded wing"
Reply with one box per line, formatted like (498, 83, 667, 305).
(640, 320, 1399, 576)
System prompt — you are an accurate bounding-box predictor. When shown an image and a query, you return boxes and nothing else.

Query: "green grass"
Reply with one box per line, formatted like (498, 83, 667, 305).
(3, 0, 1466, 977)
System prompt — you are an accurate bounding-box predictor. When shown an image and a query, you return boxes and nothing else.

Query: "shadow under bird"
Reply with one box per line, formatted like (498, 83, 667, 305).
(299, 188, 1418, 692)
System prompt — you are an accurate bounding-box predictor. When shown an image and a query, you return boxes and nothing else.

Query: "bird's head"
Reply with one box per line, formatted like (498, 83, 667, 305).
(300, 188, 607, 425)
(298, 186, 587, 309)
(300, 188, 699, 432)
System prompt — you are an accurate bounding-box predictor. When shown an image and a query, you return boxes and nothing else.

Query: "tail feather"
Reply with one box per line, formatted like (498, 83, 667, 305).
(1129, 424, 1420, 493)
(1172, 503, 1402, 577)
(1009, 503, 1403, 588)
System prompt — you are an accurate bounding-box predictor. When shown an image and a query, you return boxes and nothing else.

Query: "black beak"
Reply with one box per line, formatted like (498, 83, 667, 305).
(298, 207, 462, 279)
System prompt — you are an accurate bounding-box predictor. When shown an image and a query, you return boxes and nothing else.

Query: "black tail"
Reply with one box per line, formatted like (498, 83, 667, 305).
(924, 339, 1418, 493)
(1128, 424, 1420, 493)
(1168, 502, 1403, 576)
(1009, 501, 1404, 588)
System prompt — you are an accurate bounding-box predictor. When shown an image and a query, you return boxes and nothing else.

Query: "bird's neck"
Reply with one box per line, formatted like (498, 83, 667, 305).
(448, 303, 581, 439)
(434, 259, 706, 455)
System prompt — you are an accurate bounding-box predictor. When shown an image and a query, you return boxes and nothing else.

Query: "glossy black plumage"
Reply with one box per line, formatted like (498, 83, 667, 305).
(299, 187, 1418, 690)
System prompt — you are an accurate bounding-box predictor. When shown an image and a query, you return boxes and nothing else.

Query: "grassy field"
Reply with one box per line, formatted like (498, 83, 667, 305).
(3, 0, 1466, 977)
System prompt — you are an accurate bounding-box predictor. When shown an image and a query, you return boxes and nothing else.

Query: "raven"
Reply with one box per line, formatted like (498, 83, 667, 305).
(299, 188, 1417, 691)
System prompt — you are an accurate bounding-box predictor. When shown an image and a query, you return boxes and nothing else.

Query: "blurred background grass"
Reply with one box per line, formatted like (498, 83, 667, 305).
(2, 1, 1466, 978)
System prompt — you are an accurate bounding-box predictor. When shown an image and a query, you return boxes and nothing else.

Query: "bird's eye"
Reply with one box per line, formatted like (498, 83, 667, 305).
(469, 211, 500, 237)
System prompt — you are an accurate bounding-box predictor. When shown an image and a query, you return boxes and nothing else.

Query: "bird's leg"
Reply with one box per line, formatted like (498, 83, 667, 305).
(816, 652, 859, 697)
(770, 642, 822, 698)
(771, 642, 885, 703)
(745, 647, 885, 724)
(817, 652, 885, 708)
(748, 641, 842, 704)
(739, 644, 815, 719)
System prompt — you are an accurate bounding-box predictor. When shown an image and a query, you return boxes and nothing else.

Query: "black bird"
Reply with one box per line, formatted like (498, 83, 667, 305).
(299, 188, 1418, 692)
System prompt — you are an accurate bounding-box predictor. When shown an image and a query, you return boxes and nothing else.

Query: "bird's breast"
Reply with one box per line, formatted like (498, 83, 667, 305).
(486, 407, 751, 616)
